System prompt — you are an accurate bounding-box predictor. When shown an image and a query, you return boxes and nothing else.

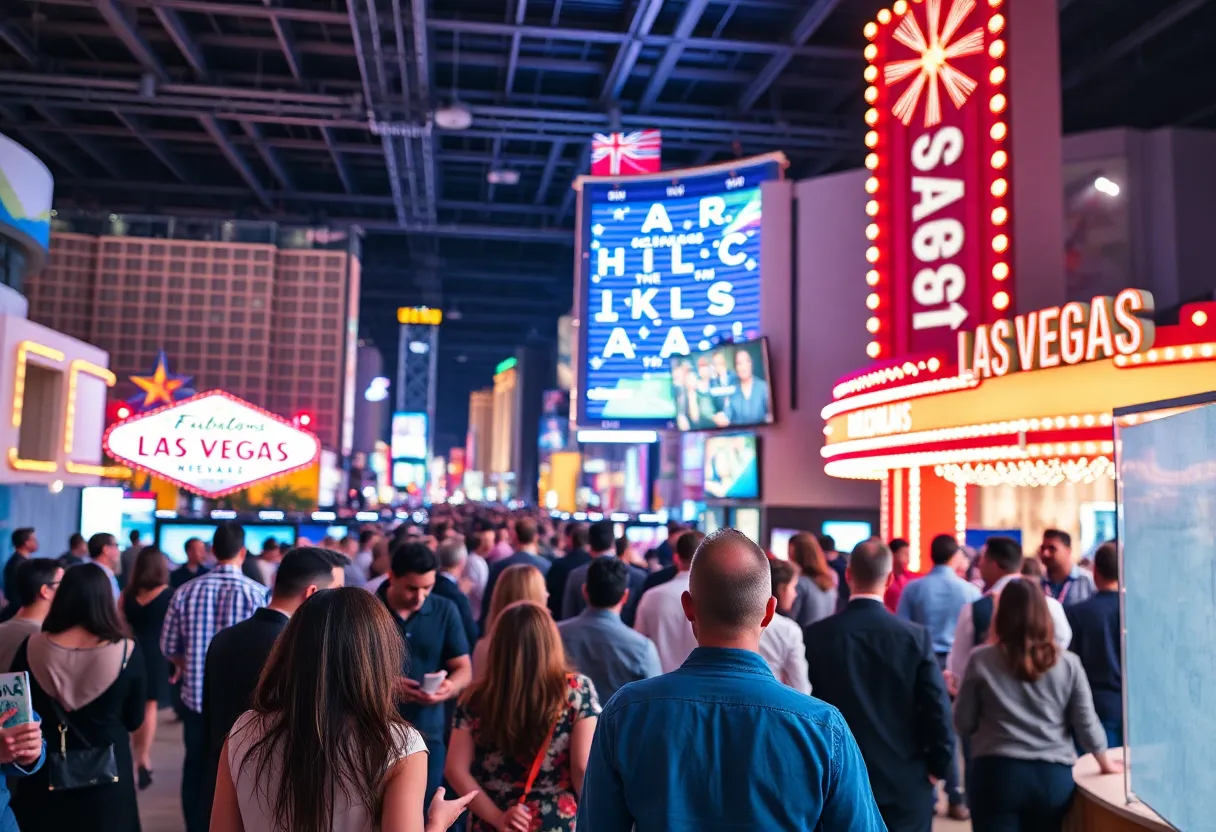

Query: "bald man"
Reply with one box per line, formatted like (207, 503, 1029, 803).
(578, 529, 885, 831)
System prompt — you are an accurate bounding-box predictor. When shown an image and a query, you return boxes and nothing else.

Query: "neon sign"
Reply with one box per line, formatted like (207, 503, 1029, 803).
(864, 0, 1012, 359)
(958, 289, 1154, 380)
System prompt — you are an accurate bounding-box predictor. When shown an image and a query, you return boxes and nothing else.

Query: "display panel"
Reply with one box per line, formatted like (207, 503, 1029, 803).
(297, 524, 351, 544)
(769, 527, 801, 560)
(156, 523, 297, 564)
(670, 338, 774, 431)
(577, 156, 783, 427)
(703, 433, 759, 500)
(821, 520, 873, 554)
(391, 412, 429, 461)
(734, 507, 761, 546)
(393, 460, 427, 490)
(80, 487, 123, 541)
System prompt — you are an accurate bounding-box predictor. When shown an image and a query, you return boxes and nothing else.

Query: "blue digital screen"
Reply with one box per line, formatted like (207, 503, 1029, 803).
(578, 158, 781, 427)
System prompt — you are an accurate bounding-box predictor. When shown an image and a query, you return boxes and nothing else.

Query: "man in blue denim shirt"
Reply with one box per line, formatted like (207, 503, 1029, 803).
(577, 529, 885, 831)
(0, 706, 46, 832)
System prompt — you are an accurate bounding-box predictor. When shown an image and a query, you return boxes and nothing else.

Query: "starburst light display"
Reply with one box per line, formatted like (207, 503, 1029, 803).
(883, 0, 986, 127)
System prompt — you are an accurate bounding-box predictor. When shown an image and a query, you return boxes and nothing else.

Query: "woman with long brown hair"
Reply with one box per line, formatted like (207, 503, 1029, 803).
(955, 579, 1120, 831)
(784, 533, 838, 628)
(446, 602, 599, 832)
(121, 546, 171, 789)
(209, 587, 476, 832)
(471, 564, 547, 679)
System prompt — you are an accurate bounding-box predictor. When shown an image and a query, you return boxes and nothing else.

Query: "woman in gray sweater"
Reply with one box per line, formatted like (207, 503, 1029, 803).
(955, 578, 1121, 831)
(783, 532, 837, 628)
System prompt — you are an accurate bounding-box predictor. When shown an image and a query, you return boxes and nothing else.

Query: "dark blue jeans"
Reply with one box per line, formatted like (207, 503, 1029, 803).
(181, 708, 208, 832)
(970, 756, 1075, 832)
(935, 654, 965, 807)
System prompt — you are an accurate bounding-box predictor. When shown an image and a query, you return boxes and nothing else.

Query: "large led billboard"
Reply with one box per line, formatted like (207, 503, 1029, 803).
(391, 411, 428, 461)
(575, 154, 785, 428)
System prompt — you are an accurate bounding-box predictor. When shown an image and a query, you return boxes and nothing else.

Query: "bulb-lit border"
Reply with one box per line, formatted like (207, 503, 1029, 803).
(863, 0, 1013, 359)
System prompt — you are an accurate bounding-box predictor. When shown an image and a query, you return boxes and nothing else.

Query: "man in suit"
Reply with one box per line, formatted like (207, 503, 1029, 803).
(200, 546, 347, 826)
(804, 539, 954, 832)
(480, 516, 551, 622)
(545, 523, 591, 619)
(433, 538, 478, 648)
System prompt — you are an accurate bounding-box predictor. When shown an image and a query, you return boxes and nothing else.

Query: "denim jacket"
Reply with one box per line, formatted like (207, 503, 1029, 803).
(577, 648, 885, 831)
(0, 710, 46, 832)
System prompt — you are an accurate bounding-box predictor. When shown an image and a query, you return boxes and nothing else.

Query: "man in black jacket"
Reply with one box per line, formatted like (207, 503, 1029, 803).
(545, 523, 591, 619)
(200, 546, 347, 825)
(804, 538, 954, 832)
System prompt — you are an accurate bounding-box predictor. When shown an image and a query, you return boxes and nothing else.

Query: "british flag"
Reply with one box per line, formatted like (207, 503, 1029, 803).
(590, 130, 662, 176)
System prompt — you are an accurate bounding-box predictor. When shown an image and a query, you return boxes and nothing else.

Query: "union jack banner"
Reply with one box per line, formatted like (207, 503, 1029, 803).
(590, 130, 662, 176)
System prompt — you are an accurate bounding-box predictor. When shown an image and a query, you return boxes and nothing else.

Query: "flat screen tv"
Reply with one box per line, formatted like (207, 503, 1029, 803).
(703, 432, 760, 500)
(670, 338, 774, 432)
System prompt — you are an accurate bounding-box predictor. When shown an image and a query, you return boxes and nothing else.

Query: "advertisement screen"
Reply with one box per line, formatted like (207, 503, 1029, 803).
(670, 338, 774, 431)
(156, 523, 296, 565)
(539, 390, 570, 453)
(821, 521, 873, 555)
(578, 156, 782, 427)
(703, 433, 759, 500)
(393, 460, 427, 489)
(391, 412, 428, 461)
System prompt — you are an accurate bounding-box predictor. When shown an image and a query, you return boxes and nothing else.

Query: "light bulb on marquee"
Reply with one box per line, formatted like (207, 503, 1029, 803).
(865, 44, 879, 60)
(867, 293, 881, 310)
(989, 39, 1005, 58)
(867, 342, 882, 358)
(991, 178, 1008, 197)
(993, 262, 1010, 280)
(988, 14, 1005, 32)
(992, 206, 1008, 224)
(866, 224, 880, 240)
(866, 269, 881, 286)
(865, 131, 879, 147)
(991, 121, 1008, 140)
(865, 65, 879, 82)
(893, 0, 907, 14)
(866, 247, 880, 264)
(865, 177, 880, 193)
(992, 291, 1010, 310)
(865, 153, 880, 169)
(877, 8, 892, 24)
(991, 150, 1008, 168)
(866, 200, 880, 216)
(990, 66, 1006, 84)
(867, 317, 881, 333)
(990, 93, 1007, 113)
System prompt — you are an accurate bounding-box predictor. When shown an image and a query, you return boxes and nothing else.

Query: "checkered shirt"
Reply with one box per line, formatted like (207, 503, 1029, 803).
(160, 563, 268, 713)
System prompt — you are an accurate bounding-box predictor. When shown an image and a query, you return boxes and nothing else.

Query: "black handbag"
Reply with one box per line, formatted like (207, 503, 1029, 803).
(44, 641, 127, 792)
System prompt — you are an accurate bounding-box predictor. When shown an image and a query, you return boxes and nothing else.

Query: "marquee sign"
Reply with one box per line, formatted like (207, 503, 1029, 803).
(103, 390, 322, 498)
(864, 0, 1013, 359)
(959, 289, 1154, 380)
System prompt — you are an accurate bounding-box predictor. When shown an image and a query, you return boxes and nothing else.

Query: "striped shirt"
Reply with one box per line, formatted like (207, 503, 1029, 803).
(160, 563, 268, 713)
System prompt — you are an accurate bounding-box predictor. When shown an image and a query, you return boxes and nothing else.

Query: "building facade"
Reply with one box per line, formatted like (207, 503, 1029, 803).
(24, 220, 361, 451)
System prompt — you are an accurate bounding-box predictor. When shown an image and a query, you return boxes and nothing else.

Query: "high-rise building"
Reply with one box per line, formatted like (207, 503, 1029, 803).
(24, 218, 361, 451)
(466, 388, 493, 478)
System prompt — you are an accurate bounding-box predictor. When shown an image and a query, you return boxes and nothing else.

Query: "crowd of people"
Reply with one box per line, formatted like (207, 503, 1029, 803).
(0, 509, 1126, 832)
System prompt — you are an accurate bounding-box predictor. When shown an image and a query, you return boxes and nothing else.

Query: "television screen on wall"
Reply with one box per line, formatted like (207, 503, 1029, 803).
(670, 338, 774, 431)
(703, 432, 759, 500)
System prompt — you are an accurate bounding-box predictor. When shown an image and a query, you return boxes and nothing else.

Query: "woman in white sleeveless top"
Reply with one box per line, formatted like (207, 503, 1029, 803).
(210, 587, 476, 832)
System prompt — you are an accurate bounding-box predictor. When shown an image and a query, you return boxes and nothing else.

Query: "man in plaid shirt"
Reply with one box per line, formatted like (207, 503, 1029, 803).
(161, 520, 267, 832)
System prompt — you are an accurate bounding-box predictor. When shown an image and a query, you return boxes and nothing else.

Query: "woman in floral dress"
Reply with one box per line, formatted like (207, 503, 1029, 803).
(446, 601, 600, 832)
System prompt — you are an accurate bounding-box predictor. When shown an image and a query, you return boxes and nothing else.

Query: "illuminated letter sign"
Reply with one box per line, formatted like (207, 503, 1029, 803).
(574, 153, 786, 427)
(397, 307, 443, 326)
(958, 289, 1154, 380)
(103, 390, 322, 498)
(846, 402, 914, 439)
(864, 0, 1012, 359)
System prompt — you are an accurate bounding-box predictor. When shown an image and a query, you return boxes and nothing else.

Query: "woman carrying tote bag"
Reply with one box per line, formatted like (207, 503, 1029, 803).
(446, 601, 599, 832)
(10, 564, 146, 832)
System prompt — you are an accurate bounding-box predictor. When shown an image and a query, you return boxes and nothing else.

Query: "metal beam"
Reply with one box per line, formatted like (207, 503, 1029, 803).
(151, 7, 207, 76)
(239, 120, 294, 190)
(412, 0, 438, 222)
(638, 0, 711, 111)
(198, 115, 272, 207)
(0, 105, 85, 177)
(113, 111, 191, 181)
(94, 0, 170, 82)
(263, 0, 304, 82)
(534, 140, 565, 205)
(1063, 0, 1212, 90)
(0, 22, 39, 66)
(600, 0, 664, 103)
(32, 106, 124, 177)
(320, 127, 355, 193)
(738, 0, 844, 110)
(504, 0, 527, 96)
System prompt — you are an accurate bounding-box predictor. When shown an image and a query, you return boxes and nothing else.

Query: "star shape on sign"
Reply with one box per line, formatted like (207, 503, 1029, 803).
(638, 326, 650, 339)
(590, 357, 604, 370)
(130, 350, 193, 410)
(612, 207, 630, 221)
(592, 223, 606, 235)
